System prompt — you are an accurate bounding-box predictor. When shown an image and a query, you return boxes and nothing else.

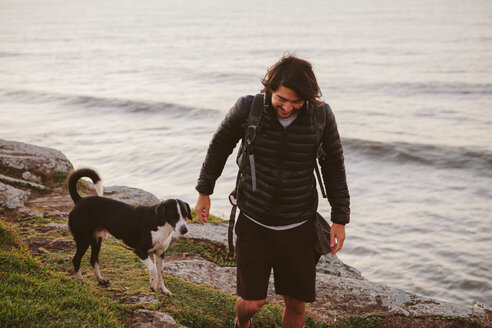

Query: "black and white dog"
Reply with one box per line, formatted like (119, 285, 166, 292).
(67, 168, 190, 295)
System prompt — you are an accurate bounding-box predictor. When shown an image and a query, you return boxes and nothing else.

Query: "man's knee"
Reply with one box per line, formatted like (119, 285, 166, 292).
(283, 295, 305, 315)
(237, 297, 266, 314)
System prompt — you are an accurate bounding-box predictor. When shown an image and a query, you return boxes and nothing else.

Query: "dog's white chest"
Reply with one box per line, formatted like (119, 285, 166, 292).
(150, 223, 174, 253)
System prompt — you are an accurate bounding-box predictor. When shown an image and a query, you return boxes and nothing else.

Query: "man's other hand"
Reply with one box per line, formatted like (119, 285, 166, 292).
(330, 223, 346, 254)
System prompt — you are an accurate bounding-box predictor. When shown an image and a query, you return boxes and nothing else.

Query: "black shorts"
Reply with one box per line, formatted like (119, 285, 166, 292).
(235, 212, 318, 303)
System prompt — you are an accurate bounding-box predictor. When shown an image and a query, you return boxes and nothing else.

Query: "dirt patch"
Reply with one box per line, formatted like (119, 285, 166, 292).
(28, 237, 74, 255)
(24, 192, 74, 219)
(47, 239, 74, 252)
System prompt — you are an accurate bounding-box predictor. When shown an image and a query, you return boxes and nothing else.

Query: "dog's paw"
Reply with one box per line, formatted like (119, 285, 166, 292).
(98, 279, 111, 287)
(160, 287, 172, 296)
(74, 271, 85, 283)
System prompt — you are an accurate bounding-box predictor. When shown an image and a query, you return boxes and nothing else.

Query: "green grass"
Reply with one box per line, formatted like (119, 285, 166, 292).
(158, 275, 237, 326)
(53, 171, 69, 185)
(0, 221, 128, 328)
(167, 237, 236, 266)
(190, 209, 227, 225)
(336, 316, 384, 328)
(441, 315, 483, 327)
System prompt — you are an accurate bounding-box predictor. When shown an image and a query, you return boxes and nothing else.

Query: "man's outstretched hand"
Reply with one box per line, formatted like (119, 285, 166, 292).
(195, 194, 210, 225)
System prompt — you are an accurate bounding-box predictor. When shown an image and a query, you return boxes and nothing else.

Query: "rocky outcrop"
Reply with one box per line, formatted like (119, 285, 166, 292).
(184, 223, 363, 281)
(175, 224, 490, 323)
(0, 139, 73, 184)
(104, 185, 159, 205)
(0, 139, 72, 210)
(163, 255, 489, 322)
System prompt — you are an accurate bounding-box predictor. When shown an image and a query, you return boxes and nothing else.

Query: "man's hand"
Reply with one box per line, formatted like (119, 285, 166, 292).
(330, 223, 346, 255)
(195, 194, 210, 225)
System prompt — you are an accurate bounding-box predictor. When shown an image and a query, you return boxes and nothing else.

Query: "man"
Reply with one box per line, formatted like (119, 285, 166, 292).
(195, 55, 350, 328)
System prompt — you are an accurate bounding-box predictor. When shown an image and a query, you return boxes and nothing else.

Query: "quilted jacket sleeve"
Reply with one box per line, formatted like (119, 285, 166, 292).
(319, 103, 351, 225)
(195, 96, 251, 195)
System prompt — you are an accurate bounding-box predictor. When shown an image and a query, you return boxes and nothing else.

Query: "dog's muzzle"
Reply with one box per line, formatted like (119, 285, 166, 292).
(179, 225, 188, 235)
(175, 219, 188, 236)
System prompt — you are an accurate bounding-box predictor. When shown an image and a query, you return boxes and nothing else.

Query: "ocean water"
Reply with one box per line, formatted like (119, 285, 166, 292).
(1, 0, 491, 308)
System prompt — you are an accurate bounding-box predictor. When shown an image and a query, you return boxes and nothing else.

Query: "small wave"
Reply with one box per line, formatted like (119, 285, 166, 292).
(0, 88, 219, 119)
(343, 138, 492, 173)
(363, 81, 492, 97)
(65, 94, 204, 117)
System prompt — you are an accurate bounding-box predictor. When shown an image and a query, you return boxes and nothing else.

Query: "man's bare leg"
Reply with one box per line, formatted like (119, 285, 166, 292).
(235, 297, 265, 328)
(282, 295, 305, 328)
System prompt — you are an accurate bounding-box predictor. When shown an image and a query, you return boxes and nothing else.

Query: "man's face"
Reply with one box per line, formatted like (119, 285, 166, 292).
(271, 85, 305, 118)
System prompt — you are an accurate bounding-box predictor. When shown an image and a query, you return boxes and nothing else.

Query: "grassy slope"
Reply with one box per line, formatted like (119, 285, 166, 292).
(0, 221, 127, 327)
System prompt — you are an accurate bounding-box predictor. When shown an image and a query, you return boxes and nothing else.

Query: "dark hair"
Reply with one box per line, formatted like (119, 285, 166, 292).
(262, 54, 323, 107)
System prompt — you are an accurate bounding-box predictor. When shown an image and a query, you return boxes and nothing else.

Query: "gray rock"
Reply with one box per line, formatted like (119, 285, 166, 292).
(16, 207, 44, 218)
(164, 256, 486, 321)
(0, 181, 30, 209)
(124, 294, 159, 305)
(130, 309, 186, 328)
(166, 259, 237, 294)
(22, 171, 42, 183)
(0, 173, 48, 191)
(184, 223, 363, 279)
(184, 222, 229, 245)
(317, 254, 363, 280)
(0, 139, 73, 182)
(312, 274, 454, 318)
(104, 185, 159, 205)
(45, 223, 68, 231)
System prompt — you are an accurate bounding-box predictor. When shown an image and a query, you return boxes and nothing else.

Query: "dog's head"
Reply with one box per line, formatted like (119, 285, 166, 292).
(155, 199, 191, 235)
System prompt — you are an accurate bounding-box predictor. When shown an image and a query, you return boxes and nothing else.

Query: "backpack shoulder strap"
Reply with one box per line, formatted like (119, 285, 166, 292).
(313, 103, 328, 199)
(314, 102, 326, 155)
(248, 93, 265, 124)
(243, 93, 265, 192)
(244, 93, 265, 144)
(228, 93, 265, 255)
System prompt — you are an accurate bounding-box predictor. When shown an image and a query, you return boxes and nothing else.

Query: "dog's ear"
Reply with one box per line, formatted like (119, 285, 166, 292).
(155, 200, 173, 221)
(185, 202, 192, 220)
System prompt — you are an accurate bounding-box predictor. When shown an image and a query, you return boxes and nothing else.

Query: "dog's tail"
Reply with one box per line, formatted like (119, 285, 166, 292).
(68, 168, 103, 203)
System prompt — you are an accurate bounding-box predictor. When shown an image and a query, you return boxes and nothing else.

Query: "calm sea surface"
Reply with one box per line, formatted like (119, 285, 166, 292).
(1, 0, 491, 308)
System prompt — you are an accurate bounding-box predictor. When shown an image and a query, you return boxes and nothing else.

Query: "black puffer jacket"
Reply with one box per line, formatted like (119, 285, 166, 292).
(196, 95, 350, 226)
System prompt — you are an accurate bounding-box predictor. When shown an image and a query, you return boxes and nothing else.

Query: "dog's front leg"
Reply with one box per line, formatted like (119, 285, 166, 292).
(154, 252, 172, 296)
(142, 257, 158, 291)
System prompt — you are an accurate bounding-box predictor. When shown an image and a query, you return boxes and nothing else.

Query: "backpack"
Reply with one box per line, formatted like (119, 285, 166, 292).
(227, 93, 331, 255)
